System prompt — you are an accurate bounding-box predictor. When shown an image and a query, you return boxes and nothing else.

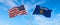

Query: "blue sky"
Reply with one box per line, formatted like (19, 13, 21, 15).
(0, 0, 60, 25)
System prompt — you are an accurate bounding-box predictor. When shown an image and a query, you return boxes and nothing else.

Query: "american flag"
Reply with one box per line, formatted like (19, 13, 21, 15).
(8, 5, 27, 18)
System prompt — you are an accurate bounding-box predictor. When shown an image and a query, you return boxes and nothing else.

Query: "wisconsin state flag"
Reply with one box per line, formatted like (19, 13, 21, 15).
(8, 5, 27, 18)
(33, 5, 52, 18)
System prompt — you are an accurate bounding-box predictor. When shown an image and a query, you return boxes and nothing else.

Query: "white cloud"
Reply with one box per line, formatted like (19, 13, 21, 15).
(34, 0, 46, 5)
(33, 15, 47, 25)
(14, 0, 20, 5)
(6, 0, 16, 7)
(31, 0, 46, 5)
(33, 15, 60, 25)
(35, 1, 46, 5)
(0, 0, 17, 7)
(0, 0, 19, 11)
(0, 0, 4, 3)
(56, 14, 60, 17)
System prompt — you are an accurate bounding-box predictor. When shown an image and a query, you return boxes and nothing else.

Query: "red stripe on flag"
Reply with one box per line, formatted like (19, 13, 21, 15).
(19, 10, 27, 15)
(8, 7, 19, 18)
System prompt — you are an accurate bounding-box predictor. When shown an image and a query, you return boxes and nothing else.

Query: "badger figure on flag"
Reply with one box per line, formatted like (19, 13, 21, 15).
(8, 5, 27, 18)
